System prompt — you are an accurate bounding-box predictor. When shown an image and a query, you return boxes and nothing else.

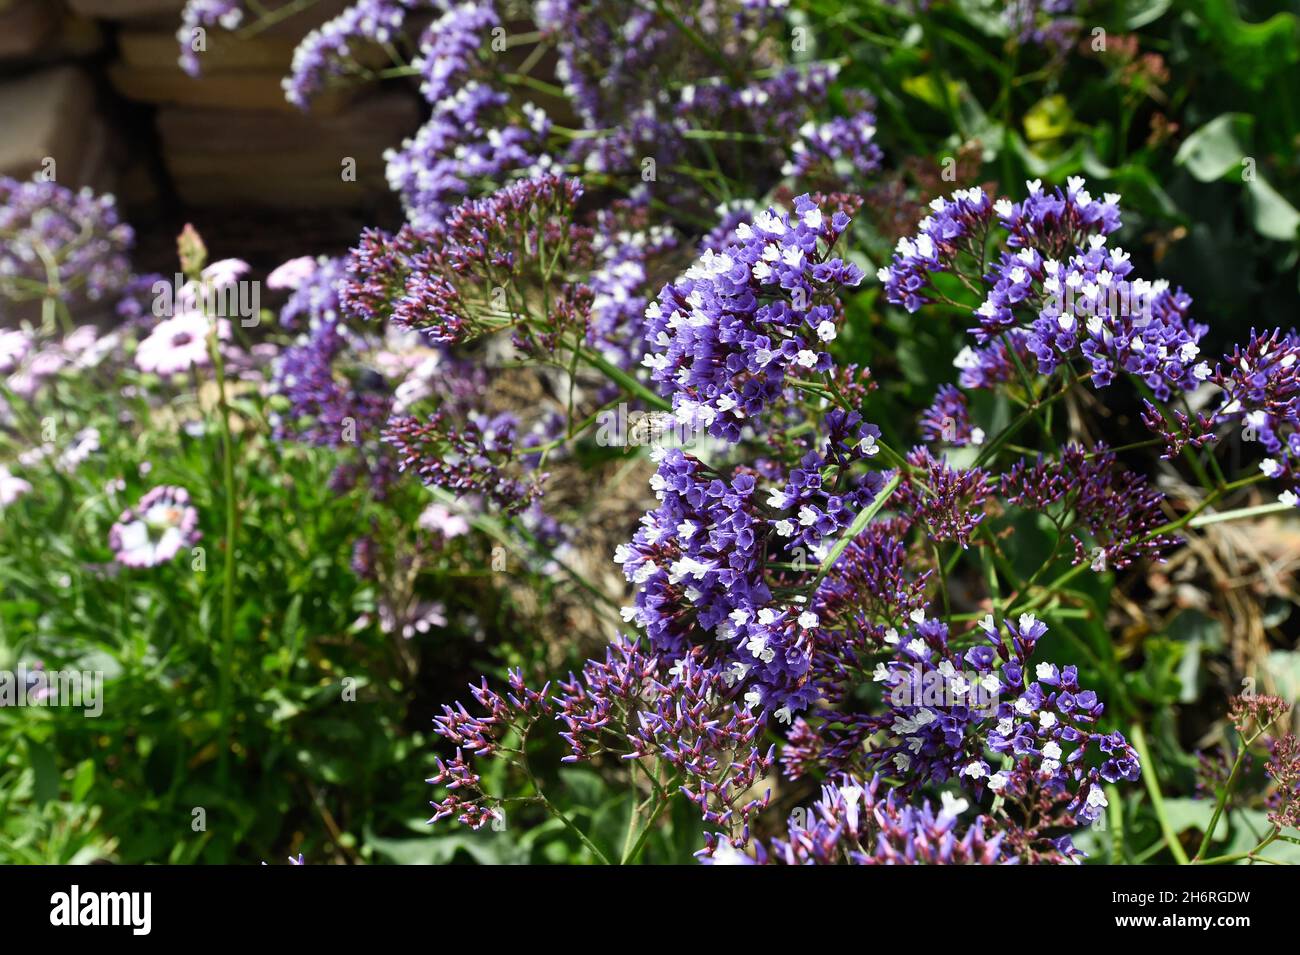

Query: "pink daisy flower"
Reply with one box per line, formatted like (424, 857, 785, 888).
(109, 485, 200, 568)
(135, 311, 230, 376)
(266, 256, 318, 291)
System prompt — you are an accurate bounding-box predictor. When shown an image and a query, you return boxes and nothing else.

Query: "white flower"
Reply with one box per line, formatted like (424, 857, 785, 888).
(1042, 741, 1063, 760)
(1039, 711, 1058, 729)
(961, 761, 987, 780)
(940, 791, 969, 817)
(816, 321, 837, 342)
(773, 519, 795, 537)
(797, 611, 819, 629)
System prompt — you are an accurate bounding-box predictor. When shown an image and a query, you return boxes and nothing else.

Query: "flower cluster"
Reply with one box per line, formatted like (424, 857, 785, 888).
(1266, 733, 1300, 831)
(1004, 0, 1081, 56)
(712, 774, 1012, 864)
(429, 639, 772, 846)
(2, 324, 122, 401)
(384, 410, 541, 513)
(383, 3, 554, 228)
(269, 319, 391, 448)
(1212, 329, 1300, 504)
(919, 384, 985, 447)
(643, 194, 864, 441)
(344, 175, 588, 348)
(177, 0, 245, 76)
(887, 178, 1210, 413)
(783, 110, 884, 185)
(538, 1, 854, 201)
(860, 613, 1139, 825)
(0, 176, 134, 312)
(1000, 443, 1179, 570)
(894, 447, 991, 548)
(279, 0, 411, 108)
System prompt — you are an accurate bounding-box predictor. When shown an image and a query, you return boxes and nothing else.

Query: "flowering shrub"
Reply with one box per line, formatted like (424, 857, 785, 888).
(2, 0, 1299, 869)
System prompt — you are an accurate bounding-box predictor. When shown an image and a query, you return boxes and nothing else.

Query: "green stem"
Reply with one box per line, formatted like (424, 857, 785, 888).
(211, 331, 240, 785)
(808, 473, 902, 593)
(1130, 723, 1190, 864)
(578, 348, 671, 411)
(1197, 829, 1279, 866)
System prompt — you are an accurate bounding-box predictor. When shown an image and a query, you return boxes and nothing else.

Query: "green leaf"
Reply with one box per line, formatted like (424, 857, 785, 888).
(1124, 0, 1171, 29)
(1175, 113, 1252, 182)
(1024, 95, 1074, 143)
(25, 738, 59, 808)
(1188, 0, 1300, 90)
(71, 759, 95, 803)
(901, 73, 961, 112)
(1161, 798, 1222, 842)
(1247, 175, 1300, 242)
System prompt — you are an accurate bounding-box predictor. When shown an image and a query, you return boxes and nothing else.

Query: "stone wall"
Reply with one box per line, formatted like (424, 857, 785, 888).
(0, 0, 421, 267)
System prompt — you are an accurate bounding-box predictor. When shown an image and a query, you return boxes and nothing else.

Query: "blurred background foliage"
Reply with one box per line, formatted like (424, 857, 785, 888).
(2, 0, 1299, 864)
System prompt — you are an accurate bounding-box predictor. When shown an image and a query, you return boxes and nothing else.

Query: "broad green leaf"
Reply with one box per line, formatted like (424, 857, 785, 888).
(1175, 113, 1252, 182)
(1247, 175, 1300, 242)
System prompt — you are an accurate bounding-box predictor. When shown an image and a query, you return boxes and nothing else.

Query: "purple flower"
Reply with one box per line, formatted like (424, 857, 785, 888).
(177, 1, 246, 75)
(384, 410, 541, 513)
(1001, 444, 1179, 570)
(280, 0, 410, 108)
(919, 384, 985, 447)
(783, 109, 883, 185)
(894, 447, 990, 548)
(711, 774, 1013, 865)
(0, 176, 134, 312)
(852, 613, 1139, 825)
(643, 194, 864, 441)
